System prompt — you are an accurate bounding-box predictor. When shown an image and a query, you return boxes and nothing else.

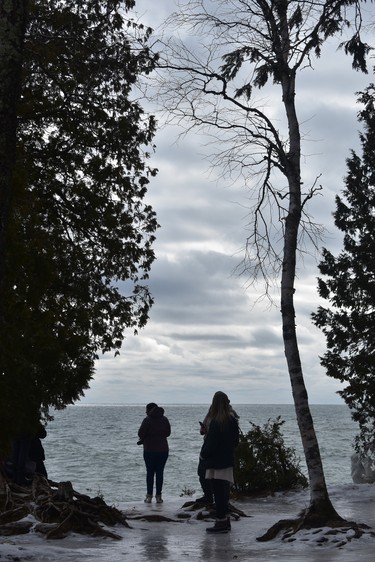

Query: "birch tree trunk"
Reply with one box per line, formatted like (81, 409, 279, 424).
(279, 17, 340, 516)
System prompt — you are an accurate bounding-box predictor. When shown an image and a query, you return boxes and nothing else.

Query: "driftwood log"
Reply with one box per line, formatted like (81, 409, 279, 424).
(0, 472, 129, 539)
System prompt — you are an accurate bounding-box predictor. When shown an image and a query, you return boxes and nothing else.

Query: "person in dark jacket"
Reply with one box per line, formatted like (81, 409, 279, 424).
(200, 391, 239, 533)
(138, 402, 171, 503)
(28, 425, 48, 479)
(5, 424, 48, 484)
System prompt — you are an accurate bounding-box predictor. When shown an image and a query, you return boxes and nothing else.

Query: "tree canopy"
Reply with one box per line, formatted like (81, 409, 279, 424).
(0, 0, 159, 447)
(312, 82, 375, 451)
(0, 1, 29, 304)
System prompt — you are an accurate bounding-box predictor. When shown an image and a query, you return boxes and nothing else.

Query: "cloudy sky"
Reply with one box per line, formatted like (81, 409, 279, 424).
(80, 0, 372, 406)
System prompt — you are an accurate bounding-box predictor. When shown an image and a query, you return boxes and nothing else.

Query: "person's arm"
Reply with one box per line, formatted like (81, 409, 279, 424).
(138, 418, 149, 440)
(200, 420, 219, 460)
(200, 412, 211, 435)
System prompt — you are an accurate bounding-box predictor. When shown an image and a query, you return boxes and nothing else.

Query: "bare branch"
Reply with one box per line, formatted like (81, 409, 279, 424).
(147, 0, 367, 296)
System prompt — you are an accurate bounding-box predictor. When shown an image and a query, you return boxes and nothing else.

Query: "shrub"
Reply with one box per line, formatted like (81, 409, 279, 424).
(180, 486, 196, 497)
(233, 417, 307, 495)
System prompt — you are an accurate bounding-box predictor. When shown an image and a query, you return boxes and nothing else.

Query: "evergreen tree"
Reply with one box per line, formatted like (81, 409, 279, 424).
(0, 1, 29, 307)
(312, 84, 375, 450)
(0, 0, 159, 448)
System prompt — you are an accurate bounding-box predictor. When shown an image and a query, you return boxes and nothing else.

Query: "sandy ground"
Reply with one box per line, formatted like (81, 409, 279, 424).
(1, 484, 374, 562)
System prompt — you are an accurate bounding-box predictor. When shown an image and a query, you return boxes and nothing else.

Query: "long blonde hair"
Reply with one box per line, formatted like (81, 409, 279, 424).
(209, 391, 232, 428)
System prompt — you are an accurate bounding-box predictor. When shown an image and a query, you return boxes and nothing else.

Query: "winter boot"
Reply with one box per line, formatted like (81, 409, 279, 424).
(206, 517, 231, 533)
(144, 494, 152, 503)
(155, 494, 163, 503)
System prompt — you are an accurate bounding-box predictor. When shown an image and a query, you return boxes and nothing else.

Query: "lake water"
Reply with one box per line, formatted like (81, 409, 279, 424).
(43, 404, 358, 504)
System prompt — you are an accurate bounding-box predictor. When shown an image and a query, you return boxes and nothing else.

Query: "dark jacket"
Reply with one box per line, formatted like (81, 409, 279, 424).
(29, 426, 47, 463)
(200, 415, 239, 469)
(138, 406, 171, 452)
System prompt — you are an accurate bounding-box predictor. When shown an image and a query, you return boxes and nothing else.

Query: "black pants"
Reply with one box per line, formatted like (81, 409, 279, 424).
(197, 459, 213, 500)
(211, 479, 230, 519)
(143, 451, 169, 495)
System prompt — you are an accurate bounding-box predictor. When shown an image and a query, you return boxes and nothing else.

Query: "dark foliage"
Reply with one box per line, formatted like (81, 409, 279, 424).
(233, 417, 307, 495)
(0, 0, 159, 448)
(312, 83, 375, 451)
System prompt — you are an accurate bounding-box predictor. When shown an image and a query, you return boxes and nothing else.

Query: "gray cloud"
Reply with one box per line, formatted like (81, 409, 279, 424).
(80, 0, 369, 406)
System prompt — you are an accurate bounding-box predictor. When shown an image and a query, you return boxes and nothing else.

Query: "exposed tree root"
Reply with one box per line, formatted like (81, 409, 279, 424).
(0, 472, 129, 539)
(256, 499, 373, 544)
(123, 499, 250, 523)
(180, 499, 250, 521)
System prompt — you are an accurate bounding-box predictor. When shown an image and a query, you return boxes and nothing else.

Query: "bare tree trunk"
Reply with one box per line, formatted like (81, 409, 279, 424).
(0, 0, 29, 309)
(280, 46, 341, 518)
(256, 60, 350, 542)
(281, 209, 337, 512)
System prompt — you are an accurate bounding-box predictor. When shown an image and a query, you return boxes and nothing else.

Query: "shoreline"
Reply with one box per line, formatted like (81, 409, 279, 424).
(1, 483, 374, 561)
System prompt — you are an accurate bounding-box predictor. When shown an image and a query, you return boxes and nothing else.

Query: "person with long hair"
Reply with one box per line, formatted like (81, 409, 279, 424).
(200, 391, 239, 533)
